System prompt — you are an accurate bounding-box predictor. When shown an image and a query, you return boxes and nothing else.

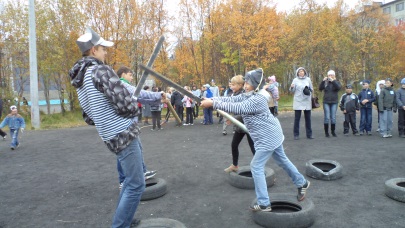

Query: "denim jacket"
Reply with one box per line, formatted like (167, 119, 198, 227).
(0, 114, 26, 129)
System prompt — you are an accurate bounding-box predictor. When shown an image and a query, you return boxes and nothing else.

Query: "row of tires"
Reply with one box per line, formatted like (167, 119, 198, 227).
(137, 159, 405, 228)
(226, 160, 405, 228)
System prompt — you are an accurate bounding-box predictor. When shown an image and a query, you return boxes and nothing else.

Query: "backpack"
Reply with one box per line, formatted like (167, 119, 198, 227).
(206, 88, 213, 98)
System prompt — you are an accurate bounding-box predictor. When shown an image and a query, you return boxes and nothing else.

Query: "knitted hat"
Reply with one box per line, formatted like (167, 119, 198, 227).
(268, 75, 276, 82)
(401, 78, 405, 84)
(327, 70, 335, 76)
(203, 84, 210, 88)
(76, 27, 114, 53)
(362, 80, 371, 85)
(346, 84, 353, 89)
(10, 105, 17, 110)
(244, 68, 265, 91)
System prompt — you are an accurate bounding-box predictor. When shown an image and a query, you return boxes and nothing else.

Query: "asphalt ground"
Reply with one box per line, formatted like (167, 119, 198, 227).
(0, 110, 404, 228)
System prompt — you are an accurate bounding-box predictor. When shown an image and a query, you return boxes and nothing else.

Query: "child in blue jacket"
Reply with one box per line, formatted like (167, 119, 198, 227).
(0, 105, 25, 150)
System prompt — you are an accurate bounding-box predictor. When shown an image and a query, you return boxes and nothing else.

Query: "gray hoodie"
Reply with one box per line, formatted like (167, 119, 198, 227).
(289, 67, 313, 110)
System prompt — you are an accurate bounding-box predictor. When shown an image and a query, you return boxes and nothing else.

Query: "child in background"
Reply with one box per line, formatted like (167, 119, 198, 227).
(339, 85, 360, 136)
(182, 86, 194, 126)
(378, 78, 397, 138)
(396, 78, 405, 138)
(201, 68, 310, 211)
(223, 75, 256, 173)
(358, 80, 375, 135)
(267, 75, 280, 116)
(374, 80, 385, 132)
(0, 105, 25, 150)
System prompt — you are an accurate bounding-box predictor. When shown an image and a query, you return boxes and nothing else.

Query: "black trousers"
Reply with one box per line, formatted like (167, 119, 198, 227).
(398, 109, 405, 135)
(193, 105, 199, 118)
(231, 132, 256, 166)
(294, 110, 312, 137)
(151, 111, 162, 129)
(185, 107, 193, 124)
(175, 105, 184, 122)
(343, 112, 358, 134)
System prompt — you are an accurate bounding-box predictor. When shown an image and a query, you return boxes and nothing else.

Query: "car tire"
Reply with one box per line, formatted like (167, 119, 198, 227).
(385, 178, 405, 203)
(251, 193, 315, 228)
(140, 178, 167, 201)
(137, 218, 187, 228)
(305, 159, 343, 181)
(228, 165, 275, 189)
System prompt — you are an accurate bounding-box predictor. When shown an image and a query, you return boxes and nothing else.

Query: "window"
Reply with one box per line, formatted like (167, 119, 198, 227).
(383, 7, 391, 14)
(395, 18, 404, 26)
(396, 2, 404, 12)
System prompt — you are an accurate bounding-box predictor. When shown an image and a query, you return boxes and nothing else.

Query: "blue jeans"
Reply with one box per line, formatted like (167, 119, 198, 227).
(359, 108, 372, 132)
(10, 129, 19, 148)
(117, 138, 147, 184)
(112, 138, 145, 228)
(203, 107, 213, 124)
(379, 110, 393, 136)
(323, 103, 337, 124)
(250, 144, 306, 206)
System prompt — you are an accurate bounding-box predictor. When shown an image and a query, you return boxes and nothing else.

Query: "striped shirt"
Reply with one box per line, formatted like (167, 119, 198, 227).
(213, 89, 284, 151)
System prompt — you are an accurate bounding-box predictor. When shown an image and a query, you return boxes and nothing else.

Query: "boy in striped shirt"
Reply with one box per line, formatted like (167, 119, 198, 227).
(201, 68, 310, 212)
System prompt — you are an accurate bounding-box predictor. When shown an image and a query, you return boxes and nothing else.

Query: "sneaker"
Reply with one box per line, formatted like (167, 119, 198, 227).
(144, 170, 157, 180)
(183, 123, 190, 126)
(388, 134, 393, 138)
(376, 128, 380, 132)
(224, 165, 238, 173)
(119, 182, 123, 190)
(190, 123, 194, 126)
(158, 128, 163, 131)
(2, 136, 6, 140)
(16, 143, 20, 148)
(367, 132, 372, 136)
(297, 180, 310, 201)
(250, 204, 272, 212)
(151, 128, 155, 131)
(382, 134, 390, 138)
(10, 147, 15, 150)
(130, 218, 141, 227)
(222, 130, 227, 135)
(359, 132, 364, 136)
(344, 133, 349, 136)
(353, 132, 360, 136)
(401, 135, 405, 138)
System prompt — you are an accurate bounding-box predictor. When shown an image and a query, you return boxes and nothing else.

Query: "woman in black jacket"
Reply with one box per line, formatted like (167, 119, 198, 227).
(319, 70, 342, 137)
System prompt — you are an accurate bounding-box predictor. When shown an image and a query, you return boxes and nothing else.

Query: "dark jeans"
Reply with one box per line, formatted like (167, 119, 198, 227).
(193, 105, 199, 118)
(359, 107, 372, 132)
(185, 107, 194, 124)
(231, 132, 256, 166)
(294, 110, 312, 137)
(175, 105, 184, 122)
(151, 111, 162, 129)
(203, 107, 213, 124)
(343, 113, 358, 134)
(398, 109, 405, 135)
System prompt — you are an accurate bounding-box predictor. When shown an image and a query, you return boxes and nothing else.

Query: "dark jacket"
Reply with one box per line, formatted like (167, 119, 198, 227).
(358, 88, 375, 109)
(171, 91, 183, 107)
(319, 80, 341, 103)
(378, 87, 397, 112)
(340, 93, 359, 114)
(396, 87, 405, 108)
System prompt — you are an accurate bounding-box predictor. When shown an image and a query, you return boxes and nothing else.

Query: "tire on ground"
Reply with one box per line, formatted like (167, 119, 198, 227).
(385, 178, 405, 203)
(305, 159, 343, 181)
(228, 165, 275, 189)
(140, 178, 167, 201)
(251, 193, 315, 228)
(137, 218, 187, 228)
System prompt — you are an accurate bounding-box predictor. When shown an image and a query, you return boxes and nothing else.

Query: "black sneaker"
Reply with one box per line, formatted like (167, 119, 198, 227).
(250, 204, 272, 212)
(144, 170, 157, 180)
(10, 147, 15, 150)
(297, 180, 310, 201)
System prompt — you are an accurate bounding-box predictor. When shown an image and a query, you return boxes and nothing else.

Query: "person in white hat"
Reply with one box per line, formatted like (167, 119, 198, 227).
(0, 105, 25, 150)
(69, 28, 165, 227)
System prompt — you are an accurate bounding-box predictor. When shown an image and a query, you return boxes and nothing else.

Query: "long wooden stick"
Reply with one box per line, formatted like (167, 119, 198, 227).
(166, 101, 182, 125)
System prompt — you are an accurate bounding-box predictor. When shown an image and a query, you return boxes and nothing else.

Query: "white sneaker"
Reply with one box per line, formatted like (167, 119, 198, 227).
(144, 170, 157, 180)
(183, 123, 189, 126)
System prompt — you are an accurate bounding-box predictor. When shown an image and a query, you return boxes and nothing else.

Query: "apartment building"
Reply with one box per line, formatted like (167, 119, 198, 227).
(381, 0, 405, 26)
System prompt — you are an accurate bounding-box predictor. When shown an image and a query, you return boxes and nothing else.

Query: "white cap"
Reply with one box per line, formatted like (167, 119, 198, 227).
(10, 105, 17, 110)
(327, 70, 335, 76)
(76, 27, 114, 53)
